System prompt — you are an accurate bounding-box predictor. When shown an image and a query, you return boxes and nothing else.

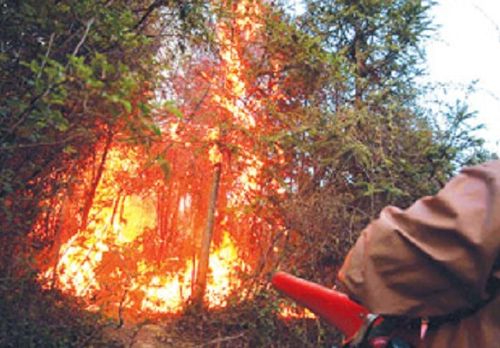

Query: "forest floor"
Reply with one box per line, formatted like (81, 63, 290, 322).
(104, 321, 196, 347)
(102, 319, 247, 348)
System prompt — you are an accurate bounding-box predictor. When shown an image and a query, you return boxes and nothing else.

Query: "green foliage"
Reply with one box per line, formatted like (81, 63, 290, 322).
(0, 0, 495, 345)
(267, 0, 495, 283)
(428, 101, 498, 170)
(303, 0, 436, 108)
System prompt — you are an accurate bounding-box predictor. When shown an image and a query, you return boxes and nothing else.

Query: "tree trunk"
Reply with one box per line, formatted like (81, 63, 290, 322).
(80, 128, 113, 230)
(352, 27, 367, 110)
(191, 162, 222, 307)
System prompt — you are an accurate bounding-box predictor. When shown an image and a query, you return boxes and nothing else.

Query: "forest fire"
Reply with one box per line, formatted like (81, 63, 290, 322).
(38, 146, 249, 315)
(3, 0, 474, 346)
(42, 198, 245, 312)
(31, 0, 314, 323)
(35, 0, 292, 320)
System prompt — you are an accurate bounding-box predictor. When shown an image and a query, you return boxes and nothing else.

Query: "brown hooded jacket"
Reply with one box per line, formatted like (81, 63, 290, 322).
(338, 160, 500, 347)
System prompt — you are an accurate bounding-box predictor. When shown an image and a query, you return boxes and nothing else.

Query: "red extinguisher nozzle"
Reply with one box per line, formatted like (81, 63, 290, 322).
(271, 271, 369, 339)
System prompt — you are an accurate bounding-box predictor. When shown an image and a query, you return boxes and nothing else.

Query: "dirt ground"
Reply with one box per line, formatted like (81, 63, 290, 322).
(102, 321, 248, 348)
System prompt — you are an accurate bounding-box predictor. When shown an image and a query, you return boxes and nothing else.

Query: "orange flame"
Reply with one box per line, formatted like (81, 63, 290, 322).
(137, 232, 246, 313)
(39, 148, 248, 316)
(278, 303, 317, 319)
(36, 0, 293, 321)
(42, 203, 247, 315)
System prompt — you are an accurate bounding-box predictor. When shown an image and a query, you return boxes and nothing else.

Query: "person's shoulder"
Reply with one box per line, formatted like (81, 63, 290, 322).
(461, 160, 500, 181)
(469, 159, 500, 170)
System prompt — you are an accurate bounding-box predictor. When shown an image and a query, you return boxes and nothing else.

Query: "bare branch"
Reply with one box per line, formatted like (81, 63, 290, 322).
(133, 0, 162, 32)
(196, 333, 246, 347)
(72, 17, 95, 56)
(0, 134, 80, 151)
(37, 33, 56, 80)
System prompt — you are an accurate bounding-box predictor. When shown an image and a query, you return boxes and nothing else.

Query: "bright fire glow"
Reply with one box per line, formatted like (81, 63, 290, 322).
(138, 232, 246, 312)
(39, 147, 248, 315)
(211, 1, 263, 129)
(42, 189, 247, 314)
(278, 303, 317, 319)
(37, 0, 295, 321)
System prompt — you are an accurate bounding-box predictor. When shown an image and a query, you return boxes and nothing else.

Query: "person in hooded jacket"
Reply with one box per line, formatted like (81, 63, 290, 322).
(338, 160, 500, 347)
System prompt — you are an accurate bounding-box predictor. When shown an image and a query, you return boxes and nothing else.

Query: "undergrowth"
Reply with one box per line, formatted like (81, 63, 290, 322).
(0, 272, 118, 348)
(0, 273, 341, 347)
(173, 290, 342, 347)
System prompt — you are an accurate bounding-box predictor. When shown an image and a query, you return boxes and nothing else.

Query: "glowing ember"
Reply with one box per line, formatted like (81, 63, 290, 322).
(278, 303, 317, 319)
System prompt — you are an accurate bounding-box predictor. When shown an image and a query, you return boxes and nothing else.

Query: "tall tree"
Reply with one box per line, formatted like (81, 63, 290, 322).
(304, 0, 434, 109)
(269, 0, 493, 281)
(156, 0, 295, 305)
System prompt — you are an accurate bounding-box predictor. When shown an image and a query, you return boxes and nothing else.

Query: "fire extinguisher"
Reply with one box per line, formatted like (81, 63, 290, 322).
(271, 272, 414, 348)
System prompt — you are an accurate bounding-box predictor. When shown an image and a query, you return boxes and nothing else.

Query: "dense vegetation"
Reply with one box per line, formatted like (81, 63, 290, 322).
(0, 0, 208, 345)
(0, 0, 495, 346)
(272, 0, 495, 282)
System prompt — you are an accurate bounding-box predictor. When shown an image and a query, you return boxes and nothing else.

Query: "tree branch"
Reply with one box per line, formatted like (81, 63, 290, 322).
(133, 0, 162, 32)
(196, 333, 245, 347)
(37, 33, 56, 80)
(72, 17, 95, 56)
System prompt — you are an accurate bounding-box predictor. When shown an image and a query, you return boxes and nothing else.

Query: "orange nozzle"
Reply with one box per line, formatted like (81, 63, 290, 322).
(271, 271, 369, 339)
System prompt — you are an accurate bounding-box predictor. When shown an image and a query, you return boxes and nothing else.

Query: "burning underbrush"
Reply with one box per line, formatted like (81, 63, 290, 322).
(26, 137, 321, 346)
(33, 146, 255, 322)
(30, 0, 292, 324)
(31, 144, 308, 324)
(17, 1, 326, 345)
(38, 225, 250, 321)
(153, 294, 342, 348)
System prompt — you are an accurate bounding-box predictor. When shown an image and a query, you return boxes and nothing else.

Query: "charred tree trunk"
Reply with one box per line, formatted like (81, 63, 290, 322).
(80, 128, 113, 230)
(191, 162, 222, 307)
(50, 194, 70, 288)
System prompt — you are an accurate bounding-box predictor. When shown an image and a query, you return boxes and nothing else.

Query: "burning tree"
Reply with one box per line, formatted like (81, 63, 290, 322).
(32, 0, 293, 319)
